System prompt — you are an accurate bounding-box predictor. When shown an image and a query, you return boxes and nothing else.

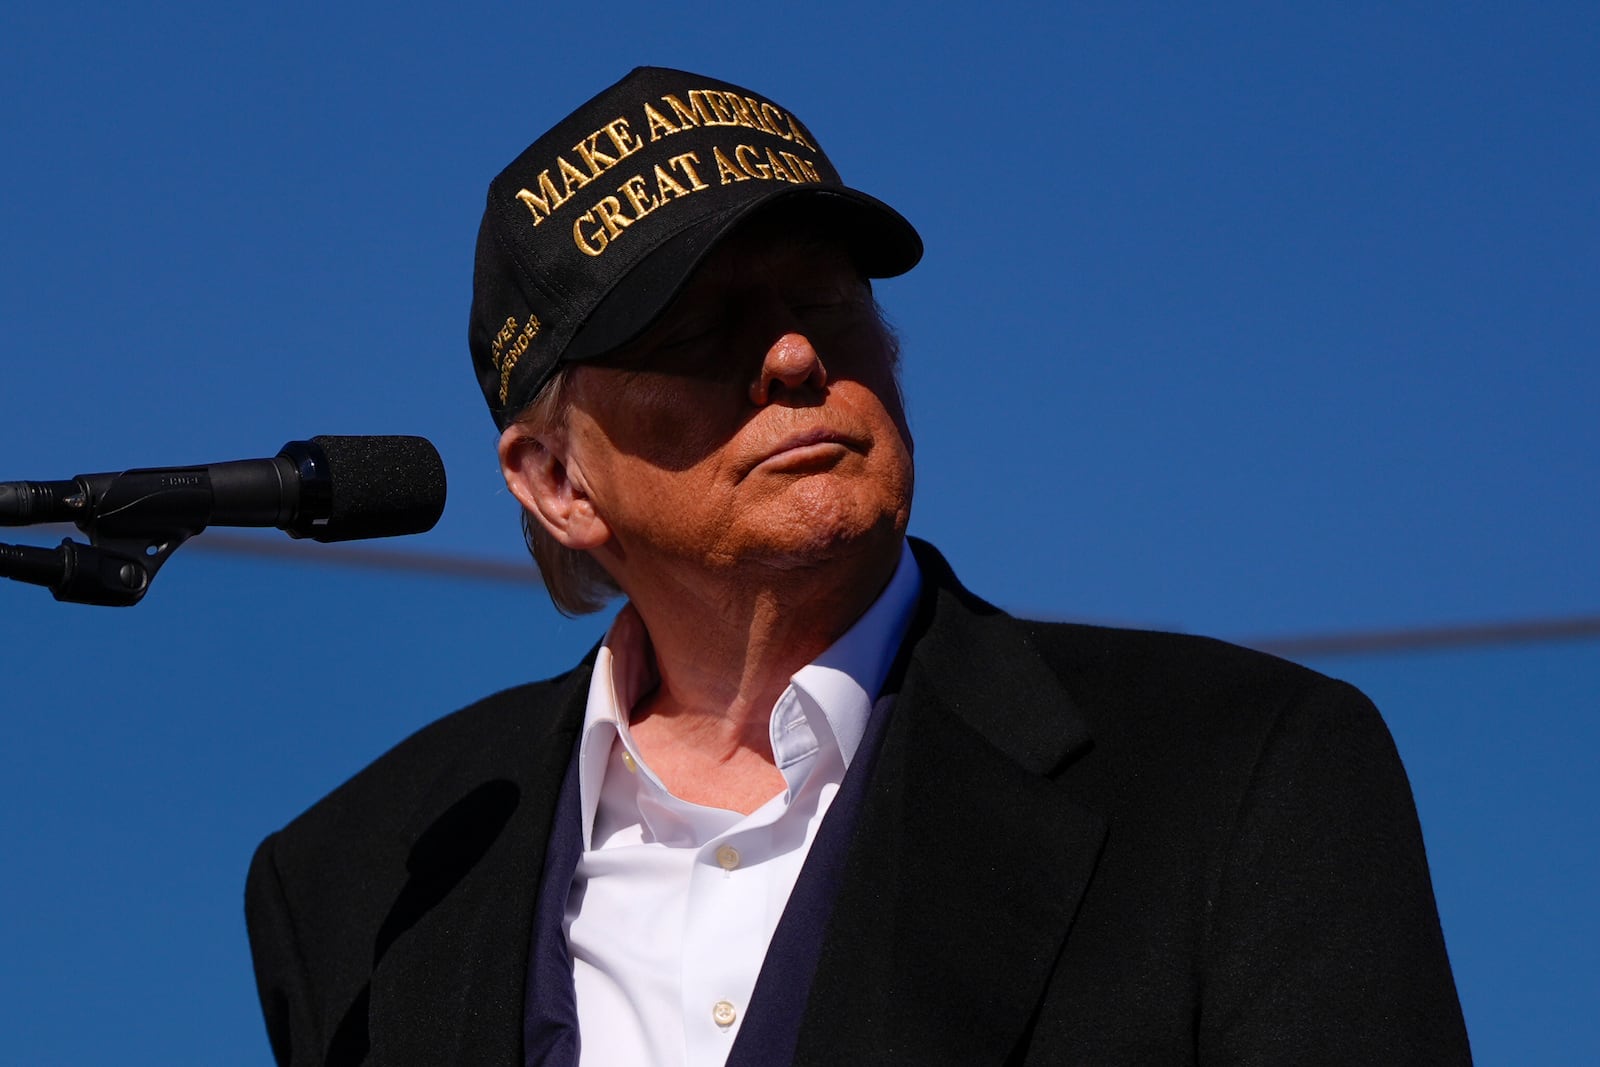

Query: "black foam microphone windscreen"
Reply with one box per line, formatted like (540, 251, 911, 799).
(301, 435, 447, 543)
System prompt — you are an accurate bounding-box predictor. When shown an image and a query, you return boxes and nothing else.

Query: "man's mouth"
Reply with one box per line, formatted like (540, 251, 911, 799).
(751, 427, 860, 473)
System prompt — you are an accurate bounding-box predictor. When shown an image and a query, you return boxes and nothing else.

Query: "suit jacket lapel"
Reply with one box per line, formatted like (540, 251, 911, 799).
(364, 662, 591, 1066)
(795, 543, 1107, 1065)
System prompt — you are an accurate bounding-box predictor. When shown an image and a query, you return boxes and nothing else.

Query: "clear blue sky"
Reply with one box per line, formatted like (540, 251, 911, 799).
(2, 3, 1595, 1062)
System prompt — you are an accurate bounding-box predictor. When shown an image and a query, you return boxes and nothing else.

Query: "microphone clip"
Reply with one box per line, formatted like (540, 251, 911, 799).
(1, 480, 204, 605)
(0, 533, 192, 607)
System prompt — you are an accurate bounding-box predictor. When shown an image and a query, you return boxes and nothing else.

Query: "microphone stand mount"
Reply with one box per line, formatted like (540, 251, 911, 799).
(0, 470, 207, 606)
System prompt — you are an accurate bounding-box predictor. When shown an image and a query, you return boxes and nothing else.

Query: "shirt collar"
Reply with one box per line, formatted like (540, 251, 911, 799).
(787, 538, 921, 766)
(575, 539, 923, 848)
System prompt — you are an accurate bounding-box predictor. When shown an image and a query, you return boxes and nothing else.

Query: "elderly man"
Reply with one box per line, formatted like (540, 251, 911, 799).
(246, 67, 1471, 1065)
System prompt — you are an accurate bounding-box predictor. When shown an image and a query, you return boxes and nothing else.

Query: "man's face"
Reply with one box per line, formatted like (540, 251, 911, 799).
(558, 223, 914, 584)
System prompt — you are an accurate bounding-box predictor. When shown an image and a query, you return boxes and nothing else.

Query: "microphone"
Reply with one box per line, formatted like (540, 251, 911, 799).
(0, 435, 446, 543)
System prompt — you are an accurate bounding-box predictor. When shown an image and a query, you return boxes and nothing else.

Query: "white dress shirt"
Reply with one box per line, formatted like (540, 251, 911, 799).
(565, 541, 922, 1067)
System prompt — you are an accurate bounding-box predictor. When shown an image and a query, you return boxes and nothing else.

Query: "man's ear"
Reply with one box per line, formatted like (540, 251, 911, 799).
(498, 423, 610, 550)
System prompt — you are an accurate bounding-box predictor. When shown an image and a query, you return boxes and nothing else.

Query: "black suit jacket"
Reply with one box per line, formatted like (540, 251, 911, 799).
(246, 540, 1470, 1064)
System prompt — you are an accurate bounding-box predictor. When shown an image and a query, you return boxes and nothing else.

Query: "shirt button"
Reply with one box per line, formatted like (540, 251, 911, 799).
(712, 999, 737, 1028)
(621, 751, 638, 774)
(715, 844, 741, 871)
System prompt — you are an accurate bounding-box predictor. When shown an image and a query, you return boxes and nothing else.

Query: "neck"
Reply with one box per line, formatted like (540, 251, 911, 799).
(612, 536, 903, 808)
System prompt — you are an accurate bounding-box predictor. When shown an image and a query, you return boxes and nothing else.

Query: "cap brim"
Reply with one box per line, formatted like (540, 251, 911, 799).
(561, 186, 921, 363)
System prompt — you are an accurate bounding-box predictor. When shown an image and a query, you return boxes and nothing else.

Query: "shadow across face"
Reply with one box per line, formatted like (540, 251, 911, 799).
(571, 215, 903, 477)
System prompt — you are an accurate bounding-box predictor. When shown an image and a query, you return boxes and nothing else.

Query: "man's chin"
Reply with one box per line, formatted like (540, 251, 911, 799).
(729, 508, 909, 576)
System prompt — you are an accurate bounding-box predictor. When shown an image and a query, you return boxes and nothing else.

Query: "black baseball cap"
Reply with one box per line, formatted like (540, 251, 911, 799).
(468, 66, 923, 429)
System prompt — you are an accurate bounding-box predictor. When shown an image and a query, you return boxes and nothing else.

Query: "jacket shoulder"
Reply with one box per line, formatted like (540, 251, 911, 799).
(1022, 620, 1343, 707)
(269, 666, 587, 850)
(244, 667, 589, 1062)
(908, 538, 1353, 727)
(1017, 619, 1387, 766)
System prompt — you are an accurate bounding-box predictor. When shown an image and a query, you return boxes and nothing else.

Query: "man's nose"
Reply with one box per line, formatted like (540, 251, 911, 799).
(749, 331, 828, 405)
